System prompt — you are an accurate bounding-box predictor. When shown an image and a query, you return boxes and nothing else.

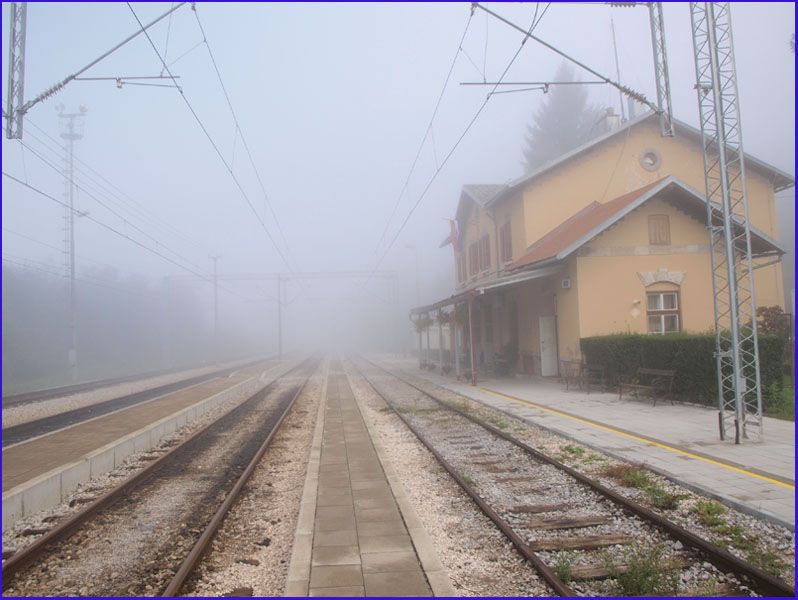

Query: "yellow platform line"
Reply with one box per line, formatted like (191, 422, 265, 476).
(479, 386, 794, 490)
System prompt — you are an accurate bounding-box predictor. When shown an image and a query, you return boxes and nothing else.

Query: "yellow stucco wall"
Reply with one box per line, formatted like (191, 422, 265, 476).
(555, 196, 786, 359)
(520, 119, 780, 248)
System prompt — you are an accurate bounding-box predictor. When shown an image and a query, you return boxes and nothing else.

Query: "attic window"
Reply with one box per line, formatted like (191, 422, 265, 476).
(640, 148, 661, 171)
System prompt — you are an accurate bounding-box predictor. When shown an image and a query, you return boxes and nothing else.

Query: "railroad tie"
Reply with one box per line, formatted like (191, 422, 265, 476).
(509, 503, 569, 515)
(528, 534, 634, 551)
(569, 559, 685, 582)
(523, 515, 610, 531)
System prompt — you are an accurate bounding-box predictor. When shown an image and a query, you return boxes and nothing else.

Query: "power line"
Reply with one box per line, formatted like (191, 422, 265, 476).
(3, 171, 213, 281)
(367, 7, 549, 285)
(2, 255, 160, 299)
(373, 9, 476, 254)
(16, 138, 212, 278)
(192, 6, 303, 280)
(3, 226, 151, 278)
(24, 114, 212, 256)
(126, 2, 294, 275)
(3, 172, 260, 303)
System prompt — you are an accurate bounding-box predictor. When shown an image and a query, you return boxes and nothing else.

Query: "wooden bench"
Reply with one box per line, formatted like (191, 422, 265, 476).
(618, 367, 676, 406)
(561, 361, 606, 393)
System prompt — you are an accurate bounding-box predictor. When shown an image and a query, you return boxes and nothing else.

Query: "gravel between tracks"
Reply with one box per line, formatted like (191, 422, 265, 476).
(346, 364, 550, 597)
(2, 359, 255, 430)
(399, 368, 795, 591)
(2, 367, 304, 596)
(184, 370, 323, 597)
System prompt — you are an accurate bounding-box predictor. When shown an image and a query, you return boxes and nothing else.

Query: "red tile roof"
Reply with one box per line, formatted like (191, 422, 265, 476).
(508, 178, 668, 271)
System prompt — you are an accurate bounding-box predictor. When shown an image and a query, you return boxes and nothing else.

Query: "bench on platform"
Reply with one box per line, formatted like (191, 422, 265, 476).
(561, 360, 606, 393)
(618, 367, 676, 406)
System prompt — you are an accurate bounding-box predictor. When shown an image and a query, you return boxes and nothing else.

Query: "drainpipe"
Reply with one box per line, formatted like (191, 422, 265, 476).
(438, 310, 444, 372)
(468, 295, 478, 386)
(454, 309, 461, 378)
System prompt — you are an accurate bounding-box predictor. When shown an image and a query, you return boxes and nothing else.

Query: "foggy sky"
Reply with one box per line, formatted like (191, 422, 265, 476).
(2, 2, 794, 352)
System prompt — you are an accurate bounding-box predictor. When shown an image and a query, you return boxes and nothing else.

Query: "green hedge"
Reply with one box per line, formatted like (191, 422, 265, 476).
(579, 332, 787, 408)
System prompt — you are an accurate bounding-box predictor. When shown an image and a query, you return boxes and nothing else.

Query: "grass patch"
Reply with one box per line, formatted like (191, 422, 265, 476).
(553, 553, 572, 583)
(600, 463, 650, 488)
(459, 471, 476, 486)
(647, 484, 684, 510)
(562, 444, 585, 458)
(746, 547, 787, 576)
(609, 545, 679, 596)
(601, 463, 683, 509)
(714, 523, 756, 552)
(693, 499, 726, 527)
(485, 414, 510, 430)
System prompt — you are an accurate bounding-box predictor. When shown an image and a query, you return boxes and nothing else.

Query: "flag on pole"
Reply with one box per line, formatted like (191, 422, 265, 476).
(448, 219, 461, 252)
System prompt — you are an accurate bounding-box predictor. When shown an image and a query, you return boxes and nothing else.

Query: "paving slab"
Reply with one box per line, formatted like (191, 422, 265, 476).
(287, 361, 454, 596)
(377, 357, 795, 529)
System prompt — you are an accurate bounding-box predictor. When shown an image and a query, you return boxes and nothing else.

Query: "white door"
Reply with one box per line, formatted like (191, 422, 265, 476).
(539, 316, 558, 376)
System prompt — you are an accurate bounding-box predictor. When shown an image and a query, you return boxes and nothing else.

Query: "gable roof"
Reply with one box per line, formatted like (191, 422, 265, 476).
(489, 111, 794, 209)
(508, 176, 785, 272)
(462, 184, 507, 206)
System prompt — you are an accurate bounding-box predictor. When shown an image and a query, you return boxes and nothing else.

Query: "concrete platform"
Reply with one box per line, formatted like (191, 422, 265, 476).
(378, 357, 795, 529)
(2, 359, 300, 529)
(285, 360, 453, 597)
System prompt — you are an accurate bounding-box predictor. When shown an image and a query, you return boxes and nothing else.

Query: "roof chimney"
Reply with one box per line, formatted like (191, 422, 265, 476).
(602, 107, 621, 133)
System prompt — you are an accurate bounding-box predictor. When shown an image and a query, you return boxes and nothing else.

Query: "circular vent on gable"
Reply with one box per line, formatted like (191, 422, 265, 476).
(639, 148, 661, 171)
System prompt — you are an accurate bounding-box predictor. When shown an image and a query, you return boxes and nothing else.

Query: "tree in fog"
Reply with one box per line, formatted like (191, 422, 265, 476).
(521, 63, 604, 172)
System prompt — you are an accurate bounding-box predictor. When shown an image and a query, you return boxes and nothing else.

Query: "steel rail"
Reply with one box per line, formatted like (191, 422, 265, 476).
(2, 358, 269, 446)
(1, 358, 312, 586)
(348, 358, 575, 596)
(162, 363, 315, 596)
(2, 357, 265, 407)
(360, 357, 794, 597)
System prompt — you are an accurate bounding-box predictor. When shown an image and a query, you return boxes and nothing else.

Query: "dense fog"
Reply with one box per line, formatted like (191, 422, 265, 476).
(2, 2, 794, 393)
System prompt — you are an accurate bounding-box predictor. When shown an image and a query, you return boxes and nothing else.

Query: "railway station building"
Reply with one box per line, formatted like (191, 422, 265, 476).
(412, 110, 793, 379)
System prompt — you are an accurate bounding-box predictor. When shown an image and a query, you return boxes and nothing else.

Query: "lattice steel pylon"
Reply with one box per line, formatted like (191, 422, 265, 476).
(648, 2, 674, 137)
(690, 2, 762, 443)
(5, 2, 27, 139)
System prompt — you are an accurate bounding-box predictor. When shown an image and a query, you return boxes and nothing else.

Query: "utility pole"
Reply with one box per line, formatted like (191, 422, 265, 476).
(58, 104, 86, 382)
(276, 275, 283, 357)
(5, 2, 27, 139)
(212, 255, 220, 360)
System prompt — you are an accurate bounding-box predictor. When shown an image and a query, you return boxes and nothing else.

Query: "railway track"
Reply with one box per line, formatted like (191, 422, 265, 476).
(2, 358, 268, 447)
(349, 356, 793, 597)
(2, 365, 202, 408)
(2, 356, 319, 597)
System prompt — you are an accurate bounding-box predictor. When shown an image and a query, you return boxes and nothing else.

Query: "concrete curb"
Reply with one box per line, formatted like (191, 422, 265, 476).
(2, 360, 297, 530)
(345, 368, 457, 597)
(284, 357, 329, 597)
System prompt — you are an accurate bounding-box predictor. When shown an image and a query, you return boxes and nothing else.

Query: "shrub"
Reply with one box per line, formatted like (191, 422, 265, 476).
(580, 332, 787, 407)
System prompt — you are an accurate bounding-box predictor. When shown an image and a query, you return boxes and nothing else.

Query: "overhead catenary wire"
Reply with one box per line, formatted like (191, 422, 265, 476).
(472, 2, 657, 112)
(373, 9, 476, 254)
(125, 3, 294, 276)
(191, 6, 305, 284)
(366, 6, 550, 286)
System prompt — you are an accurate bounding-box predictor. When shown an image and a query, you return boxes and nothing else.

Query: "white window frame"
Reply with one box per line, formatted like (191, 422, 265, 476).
(647, 291, 680, 334)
